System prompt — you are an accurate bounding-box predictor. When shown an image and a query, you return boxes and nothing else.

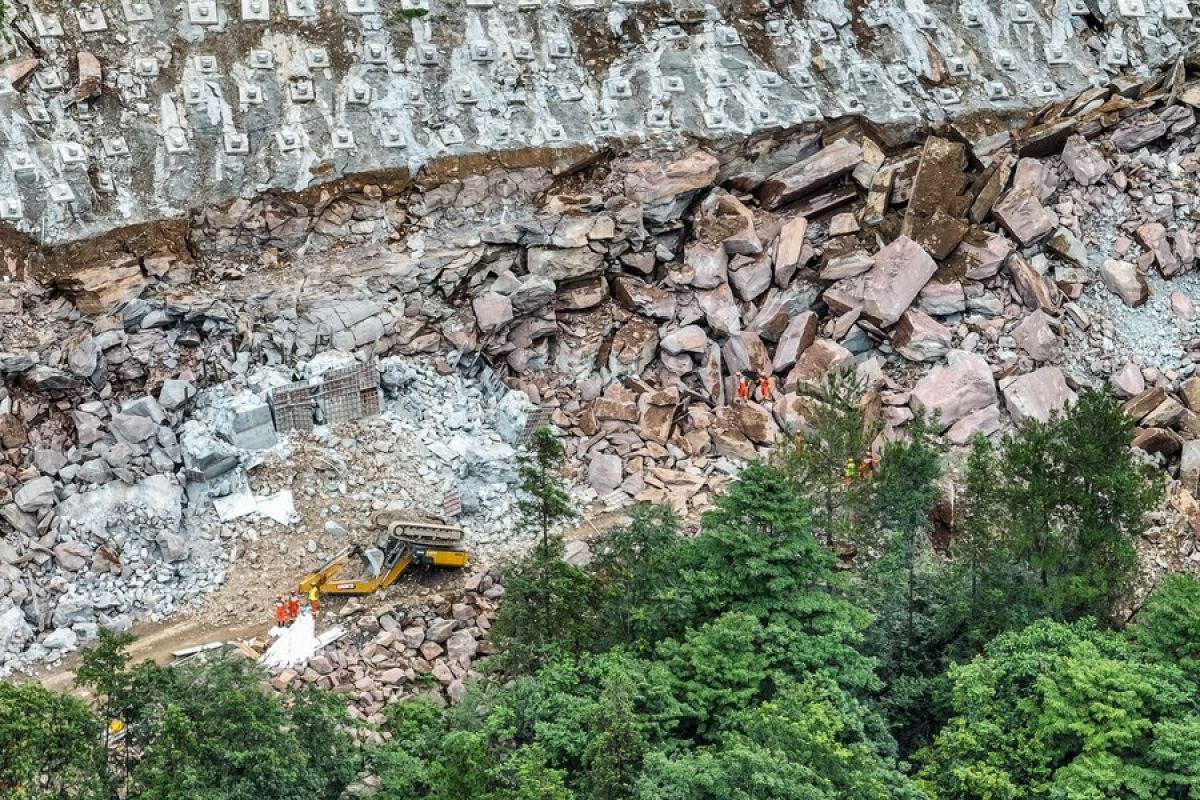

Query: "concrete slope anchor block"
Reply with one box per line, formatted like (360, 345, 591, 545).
(0, 198, 22, 221)
(188, 0, 220, 25)
(164, 129, 191, 154)
(57, 142, 87, 167)
(242, 0, 270, 21)
(194, 54, 218, 74)
(330, 128, 356, 150)
(239, 83, 264, 104)
(362, 42, 388, 65)
(7, 152, 36, 174)
(289, 80, 315, 102)
(223, 131, 250, 155)
(1010, 2, 1035, 22)
(77, 7, 109, 32)
(37, 71, 64, 91)
(1165, 0, 1191, 19)
(123, 0, 155, 22)
(102, 136, 130, 157)
(287, 0, 317, 17)
(380, 128, 406, 148)
(48, 183, 75, 204)
(275, 129, 304, 152)
(33, 13, 66, 37)
(306, 48, 330, 68)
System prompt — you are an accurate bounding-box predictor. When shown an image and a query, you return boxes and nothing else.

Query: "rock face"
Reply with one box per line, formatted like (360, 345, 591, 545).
(5, 53, 1200, 674)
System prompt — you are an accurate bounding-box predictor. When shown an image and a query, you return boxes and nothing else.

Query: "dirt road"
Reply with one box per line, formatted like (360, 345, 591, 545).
(37, 616, 270, 694)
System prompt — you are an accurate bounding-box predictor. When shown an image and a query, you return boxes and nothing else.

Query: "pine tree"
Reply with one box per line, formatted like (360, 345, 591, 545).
(773, 369, 881, 547)
(492, 427, 599, 672)
(582, 671, 647, 800)
(516, 427, 575, 549)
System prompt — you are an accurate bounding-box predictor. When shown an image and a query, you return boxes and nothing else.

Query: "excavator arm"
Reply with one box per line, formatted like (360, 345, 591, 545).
(297, 545, 358, 594)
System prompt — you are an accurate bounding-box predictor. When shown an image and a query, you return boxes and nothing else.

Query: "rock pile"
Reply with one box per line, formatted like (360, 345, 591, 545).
(7, 61, 1200, 673)
(270, 570, 503, 724)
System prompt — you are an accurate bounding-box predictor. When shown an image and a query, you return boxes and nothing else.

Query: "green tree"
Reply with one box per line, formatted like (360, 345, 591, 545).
(490, 535, 604, 673)
(636, 679, 922, 800)
(517, 427, 576, 548)
(1129, 573, 1200, 677)
(131, 705, 201, 800)
(659, 461, 876, 694)
(582, 670, 648, 800)
(656, 613, 770, 740)
(916, 619, 1200, 799)
(865, 414, 942, 663)
(491, 426, 601, 672)
(999, 392, 1160, 620)
(593, 504, 684, 649)
(773, 370, 881, 547)
(0, 682, 98, 799)
(939, 433, 1037, 654)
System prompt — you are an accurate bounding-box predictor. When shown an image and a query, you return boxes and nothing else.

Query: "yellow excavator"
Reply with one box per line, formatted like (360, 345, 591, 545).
(298, 511, 470, 596)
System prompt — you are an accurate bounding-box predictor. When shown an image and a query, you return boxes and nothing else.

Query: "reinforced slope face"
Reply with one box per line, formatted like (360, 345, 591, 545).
(0, 0, 1194, 246)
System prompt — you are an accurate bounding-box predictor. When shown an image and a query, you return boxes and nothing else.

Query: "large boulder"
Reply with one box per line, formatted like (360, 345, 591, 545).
(892, 309, 952, 362)
(660, 325, 708, 355)
(772, 312, 819, 373)
(1012, 310, 1061, 362)
(624, 150, 720, 224)
(587, 453, 623, 493)
(527, 247, 605, 282)
(1000, 367, 1077, 425)
(0, 606, 33, 653)
(910, 351, 997, 430)
(839, 236, 937, 328)
(784, 339, 853, 391)
(1100, 259, 1149, 307)
(757, 139, 864, 209)
(1111, 113, 1167, 152)
(1061, 135, 1109, 186)
(608, 317, 659, 376)
(992, 186, 1053, 246)
(15, 477, 56, 512)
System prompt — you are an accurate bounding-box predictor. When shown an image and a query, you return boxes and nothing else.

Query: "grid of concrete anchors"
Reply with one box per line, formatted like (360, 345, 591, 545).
(0, 0, 1194, 241)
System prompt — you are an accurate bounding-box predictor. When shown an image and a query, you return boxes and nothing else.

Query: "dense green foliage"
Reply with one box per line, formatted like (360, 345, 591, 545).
(1, 630, 360, 800)
(916, 619, 1200, 799)
(3, 385, 1187, 800)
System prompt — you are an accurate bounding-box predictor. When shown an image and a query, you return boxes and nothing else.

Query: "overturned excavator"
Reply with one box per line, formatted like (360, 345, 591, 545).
(298, 509, 469, 596)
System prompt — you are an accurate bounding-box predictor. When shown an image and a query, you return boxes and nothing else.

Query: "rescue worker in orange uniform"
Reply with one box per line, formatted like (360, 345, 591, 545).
(309, 585, 320, 617)
(843, 458, 857, 487)
(758, 374, 772, 402)
(860, 447, 879, 476)
(273, 596, 287, 627)
(286, 594, 300, 626)
(736, 372, 749, 402)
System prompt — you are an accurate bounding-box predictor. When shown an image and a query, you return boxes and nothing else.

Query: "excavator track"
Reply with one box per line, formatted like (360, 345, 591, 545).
(370, 509, 465, 547)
